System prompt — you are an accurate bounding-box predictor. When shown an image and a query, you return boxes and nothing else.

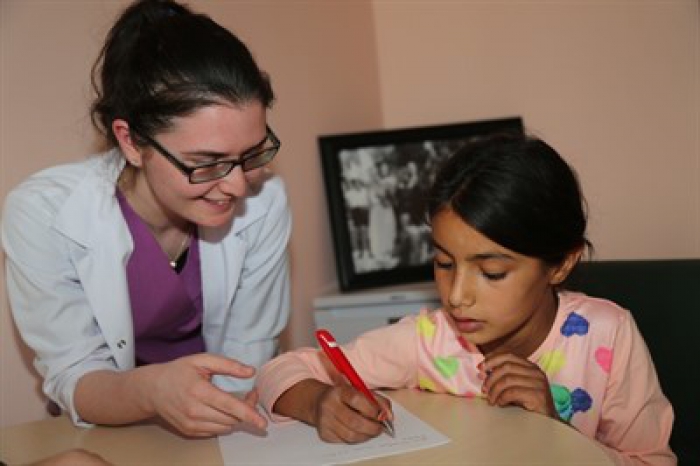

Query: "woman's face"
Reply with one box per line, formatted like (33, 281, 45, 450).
(132, 101, 269, 229)
(431, 207, 567, 358)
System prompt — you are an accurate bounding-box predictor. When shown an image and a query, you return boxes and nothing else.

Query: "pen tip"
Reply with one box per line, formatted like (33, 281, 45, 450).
(383, 420, 395, 437)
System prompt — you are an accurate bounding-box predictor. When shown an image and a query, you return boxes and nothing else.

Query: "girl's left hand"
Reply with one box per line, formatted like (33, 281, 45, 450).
(479, 353, 559, 420)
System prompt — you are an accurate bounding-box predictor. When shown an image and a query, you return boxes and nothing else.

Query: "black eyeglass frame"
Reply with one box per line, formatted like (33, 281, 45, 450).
(130, 125, 280, 184)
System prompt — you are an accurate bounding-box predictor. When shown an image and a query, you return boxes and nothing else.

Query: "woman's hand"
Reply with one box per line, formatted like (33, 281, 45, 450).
(480, 353, 559, 420)
(143, 353, 267, 437)
(313, 383, 393, 444)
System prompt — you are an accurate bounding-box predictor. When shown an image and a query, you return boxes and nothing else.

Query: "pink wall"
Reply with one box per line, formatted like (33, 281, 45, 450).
(1, 0, 697, 427)
(372, 1, 699, 260)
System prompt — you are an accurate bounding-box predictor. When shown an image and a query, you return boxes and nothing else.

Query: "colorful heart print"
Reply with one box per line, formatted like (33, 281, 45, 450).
(595, 346, 613, 373)
(538, 350, 566, 376)
(571, 388, 593, 412)
(433, 356, 460, 378)
(417, 315, 436, 340)
(418, 376, 437, 391)
(561, 312, 589, 337)
(550, 384, 573, 421)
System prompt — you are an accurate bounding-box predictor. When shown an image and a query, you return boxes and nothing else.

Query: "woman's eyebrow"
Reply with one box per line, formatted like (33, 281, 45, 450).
(181, 133, 269, 159)
(244, 133, 269, 153)
(181, 149, 229, 159)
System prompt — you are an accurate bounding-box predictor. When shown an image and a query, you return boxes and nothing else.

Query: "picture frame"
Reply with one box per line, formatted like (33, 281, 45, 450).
(319, 116, 524, 292)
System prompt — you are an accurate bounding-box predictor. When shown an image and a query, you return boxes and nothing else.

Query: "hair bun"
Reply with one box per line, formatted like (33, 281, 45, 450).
(128, 0, 191, 28)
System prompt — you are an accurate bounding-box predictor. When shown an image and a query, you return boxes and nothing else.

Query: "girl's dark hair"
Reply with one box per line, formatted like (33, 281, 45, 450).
(427, 132, 590, 266)
(91, 0, 274, 146)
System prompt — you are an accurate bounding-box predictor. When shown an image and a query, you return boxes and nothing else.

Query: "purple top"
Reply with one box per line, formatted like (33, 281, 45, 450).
(117, 190, 205, 365)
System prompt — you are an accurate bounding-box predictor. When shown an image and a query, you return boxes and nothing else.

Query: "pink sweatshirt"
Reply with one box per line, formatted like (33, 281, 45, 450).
(257, 292, 675, 465)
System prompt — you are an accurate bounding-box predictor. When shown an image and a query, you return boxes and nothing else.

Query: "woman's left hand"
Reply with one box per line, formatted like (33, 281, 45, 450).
(479, 353, 559, 420)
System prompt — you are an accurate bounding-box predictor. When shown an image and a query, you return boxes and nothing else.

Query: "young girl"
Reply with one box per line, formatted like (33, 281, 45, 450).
(1, 0, 290, 438)
(256, 133, 675, 465)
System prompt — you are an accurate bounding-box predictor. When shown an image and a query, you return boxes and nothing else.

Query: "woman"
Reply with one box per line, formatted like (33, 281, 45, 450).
(1, 0, 290, 437)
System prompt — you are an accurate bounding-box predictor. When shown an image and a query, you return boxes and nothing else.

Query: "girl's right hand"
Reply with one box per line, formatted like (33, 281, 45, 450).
(144, 353, 267, 437)
(313, 384, 392, 444)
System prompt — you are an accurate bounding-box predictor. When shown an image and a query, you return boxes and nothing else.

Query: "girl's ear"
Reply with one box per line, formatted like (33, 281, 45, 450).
(550, 247, 584, 285)
(112, 119, 143, 167)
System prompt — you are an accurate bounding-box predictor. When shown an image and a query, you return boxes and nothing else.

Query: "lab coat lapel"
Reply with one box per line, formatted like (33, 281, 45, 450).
(54, 155, 135, 369)
(199, 225, 245, 344)
(198, 190, 268, 349)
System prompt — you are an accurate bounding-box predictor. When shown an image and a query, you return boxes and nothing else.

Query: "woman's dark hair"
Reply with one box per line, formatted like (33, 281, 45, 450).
(91, 0, 274, 146)
(426, 132, 590, 266)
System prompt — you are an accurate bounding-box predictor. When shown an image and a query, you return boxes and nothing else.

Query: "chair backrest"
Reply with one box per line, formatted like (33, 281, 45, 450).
(567, 259, 700, 465)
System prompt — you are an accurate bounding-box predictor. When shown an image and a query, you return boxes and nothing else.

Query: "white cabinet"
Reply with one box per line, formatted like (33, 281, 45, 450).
(313, 282, 441, 344)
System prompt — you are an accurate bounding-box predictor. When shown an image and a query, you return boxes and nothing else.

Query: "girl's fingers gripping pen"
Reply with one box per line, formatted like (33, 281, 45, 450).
(315, 329, 395, 437)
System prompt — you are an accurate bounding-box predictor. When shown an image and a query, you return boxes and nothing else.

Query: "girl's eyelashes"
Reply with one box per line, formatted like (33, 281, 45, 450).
(433, 259, 453, 270)
(433, 258, 507, 280)
(483, 271, 507, 281)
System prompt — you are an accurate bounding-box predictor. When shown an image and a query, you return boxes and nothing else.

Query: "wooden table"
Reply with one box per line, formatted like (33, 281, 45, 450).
(1, 389, 613, 465)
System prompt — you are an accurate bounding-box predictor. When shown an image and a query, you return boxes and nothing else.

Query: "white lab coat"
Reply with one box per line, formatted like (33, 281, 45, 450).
(1, 150, 291, 425)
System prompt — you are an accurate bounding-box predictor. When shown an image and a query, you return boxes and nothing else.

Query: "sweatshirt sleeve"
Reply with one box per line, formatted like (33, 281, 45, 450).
(256, 314, 419, 422)
(596, 312, 676, 465)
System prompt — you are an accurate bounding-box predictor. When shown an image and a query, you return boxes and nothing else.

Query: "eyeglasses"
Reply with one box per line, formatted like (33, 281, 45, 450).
(131, 125, 280, 184)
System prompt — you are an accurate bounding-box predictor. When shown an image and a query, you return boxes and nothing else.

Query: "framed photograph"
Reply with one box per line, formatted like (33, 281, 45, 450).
(319, 116, 524, 292)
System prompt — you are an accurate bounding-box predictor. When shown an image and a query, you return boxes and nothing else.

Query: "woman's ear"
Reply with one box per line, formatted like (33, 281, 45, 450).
(112, 119, 143, 167)
(550, 247, 584, 285)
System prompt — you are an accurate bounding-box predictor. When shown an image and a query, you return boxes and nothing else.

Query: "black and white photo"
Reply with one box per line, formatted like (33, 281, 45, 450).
(320, 117, 524, 291)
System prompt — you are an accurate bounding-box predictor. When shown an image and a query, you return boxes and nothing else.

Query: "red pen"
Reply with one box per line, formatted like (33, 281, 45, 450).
(315, 329, 395, 437)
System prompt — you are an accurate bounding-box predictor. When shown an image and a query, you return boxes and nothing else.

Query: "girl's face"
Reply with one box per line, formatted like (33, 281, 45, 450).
(431, 207, 573, 358)
(128, 101, 269, 229)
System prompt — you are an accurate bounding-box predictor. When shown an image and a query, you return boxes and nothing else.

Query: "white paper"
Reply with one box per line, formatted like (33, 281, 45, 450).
(218, 399, 450, 465)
